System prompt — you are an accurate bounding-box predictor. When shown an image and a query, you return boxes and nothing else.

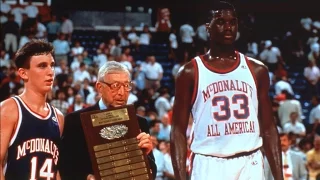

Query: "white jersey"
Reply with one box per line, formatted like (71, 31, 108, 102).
(190, 52, 262, 157)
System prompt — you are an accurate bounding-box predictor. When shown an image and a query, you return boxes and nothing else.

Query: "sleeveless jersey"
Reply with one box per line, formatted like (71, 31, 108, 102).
(4, 96, 60, 180)
(190, 52, 263, 157)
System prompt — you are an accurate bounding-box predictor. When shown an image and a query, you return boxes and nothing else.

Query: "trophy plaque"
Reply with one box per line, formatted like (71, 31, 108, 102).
(80, 104, 152, 180)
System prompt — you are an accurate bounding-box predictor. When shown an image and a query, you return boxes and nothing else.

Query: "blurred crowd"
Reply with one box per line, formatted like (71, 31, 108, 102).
(2, 0, 320, 179)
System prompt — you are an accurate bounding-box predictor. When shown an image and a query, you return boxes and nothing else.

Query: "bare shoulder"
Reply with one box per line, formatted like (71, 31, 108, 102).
(53, 107, 65, 136)
(0, 98, 19, 122)
(176, 59, 196, 80)
(246, 56, 269, 78)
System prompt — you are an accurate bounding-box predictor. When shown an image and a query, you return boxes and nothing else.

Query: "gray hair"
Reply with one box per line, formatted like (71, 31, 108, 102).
(97, 61, 130, 82)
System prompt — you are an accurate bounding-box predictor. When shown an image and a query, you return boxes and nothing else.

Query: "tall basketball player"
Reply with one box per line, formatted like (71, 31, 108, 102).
(0, 40, 64, 180)
(170, 1, 283, 180)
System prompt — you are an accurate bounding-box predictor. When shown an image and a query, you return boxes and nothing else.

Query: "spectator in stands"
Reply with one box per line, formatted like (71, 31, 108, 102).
(0, 49, 11, 68)
(308, 43, 320, 64)
(155, 87, 171, 120)
(71, 40, 84, 57)
(10, 1, 25, 27)
(0, 11, 8, 25)
(307, 136, 320, 180)
(82, 50, 92, 65)
(70, 54, 83, 72)
(3, 14, 19, 53)
(139, 25, 152, 46)
(180, 21, 195, 55)
(172, 51, 188, 81)
(144, 55, 163, 91)
(259, 40, 283, 73)
(151, 135, 165, 180)
(169, 28, 178, 58)
(1, 0, 11, 15)
(280, 133, 307, 180)
(73, 62, 91, 83)
(150, 120, 162, 139)
(67, 93, 88, 113)
(283, 112, 306, 139)
(163, 142, 175, 180)
(274, 76, 294, 95)
(93, 49, 107, 69)
(133, 61, 146, 91)
(38, 1, 51, 24)
(50, 90, 69, 116)
(46, 15, 61, 42)
(309, 96, 320, 136)
(52, 33, 70, 65)
(155, 8, 171, 33)
(24, 0, 38, 22)
(18, 31, 34, 49)
(120, 32, 130, 47)
(278, 90, 303, 127)
(60, 13, 73, 41)
(304, 60, 320, 96)
(159, 113, 171, 141)
(196, 22, 208, 54)
(128, 26, 139, 44)
(35, 16, 47, 40)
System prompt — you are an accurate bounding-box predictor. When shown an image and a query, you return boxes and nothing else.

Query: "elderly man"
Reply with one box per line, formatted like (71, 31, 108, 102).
(59, 61, 156, 180)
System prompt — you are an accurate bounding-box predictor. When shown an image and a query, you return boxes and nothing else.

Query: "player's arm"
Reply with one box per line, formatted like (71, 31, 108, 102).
(0, 99, 19, 180)
(255, 63, 283, 180)
(170, 61, 195, 180)
(54, 107, 65, 137)
(54, 108, 64, 179)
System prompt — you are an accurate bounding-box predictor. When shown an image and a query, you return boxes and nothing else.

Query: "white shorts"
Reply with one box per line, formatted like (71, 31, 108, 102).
(190, 150, 265, 180)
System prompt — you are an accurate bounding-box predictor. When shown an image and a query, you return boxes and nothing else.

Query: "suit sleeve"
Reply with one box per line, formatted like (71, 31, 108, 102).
(58, 112, 93, 180)
(137, 116, 157, 179)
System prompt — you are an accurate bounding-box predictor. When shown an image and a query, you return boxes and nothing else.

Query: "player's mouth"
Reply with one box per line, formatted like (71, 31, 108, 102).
(45, 79, 53, 83)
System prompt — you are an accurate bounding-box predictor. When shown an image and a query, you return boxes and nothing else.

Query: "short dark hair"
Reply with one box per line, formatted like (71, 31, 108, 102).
(14, 39, 54, 69)
(209, 1, 236, 20)
(212, 1, 235, 12)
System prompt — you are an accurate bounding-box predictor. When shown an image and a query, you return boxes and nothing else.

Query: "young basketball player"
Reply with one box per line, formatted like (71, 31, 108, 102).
(0, 40, 64, 180)
(170, 1, 283, 180)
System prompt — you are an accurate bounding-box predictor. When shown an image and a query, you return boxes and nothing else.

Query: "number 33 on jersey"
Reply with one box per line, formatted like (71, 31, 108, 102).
(190, 52, 262, 157)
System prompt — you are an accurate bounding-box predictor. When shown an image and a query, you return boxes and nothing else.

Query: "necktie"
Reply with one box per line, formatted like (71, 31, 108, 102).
(283, 153, 290, 180)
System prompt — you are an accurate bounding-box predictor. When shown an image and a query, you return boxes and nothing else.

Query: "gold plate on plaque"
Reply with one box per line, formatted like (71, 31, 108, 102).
(91, 108, 129, 127)
(95, 144, 140, 158)
(99, 162, 146, 176)
(96, 150, 143, 164)
(101, 168, 148, 180)
(94, 138, 138, 152)
(98, 155, 145, 170)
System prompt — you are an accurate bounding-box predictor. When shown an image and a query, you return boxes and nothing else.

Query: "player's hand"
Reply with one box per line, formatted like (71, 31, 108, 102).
(137, 132, 153, 154)
(87, 174, 95, 180)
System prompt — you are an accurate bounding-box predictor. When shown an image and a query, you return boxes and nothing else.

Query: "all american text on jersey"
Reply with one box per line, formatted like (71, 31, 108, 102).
(202, 80, 254, 102)
(16, 138, 59, 164)
(207, 121, 256, 137)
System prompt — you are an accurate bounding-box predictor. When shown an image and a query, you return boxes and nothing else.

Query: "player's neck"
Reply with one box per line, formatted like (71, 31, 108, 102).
(19, 89, 48, 109)
(209, 43, 235, 58)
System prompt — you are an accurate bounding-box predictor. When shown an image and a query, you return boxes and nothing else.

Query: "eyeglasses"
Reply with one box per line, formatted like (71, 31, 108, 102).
(100, 81, 133, 91)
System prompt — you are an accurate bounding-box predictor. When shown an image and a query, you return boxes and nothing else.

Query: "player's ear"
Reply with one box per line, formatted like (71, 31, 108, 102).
(17, 68, 29, 81)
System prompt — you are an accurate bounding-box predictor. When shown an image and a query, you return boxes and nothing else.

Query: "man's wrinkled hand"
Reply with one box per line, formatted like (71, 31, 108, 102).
(137, 132, 153, 154)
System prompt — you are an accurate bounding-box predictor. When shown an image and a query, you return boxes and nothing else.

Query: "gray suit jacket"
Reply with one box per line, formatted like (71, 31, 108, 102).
(264, 150, 307, 180)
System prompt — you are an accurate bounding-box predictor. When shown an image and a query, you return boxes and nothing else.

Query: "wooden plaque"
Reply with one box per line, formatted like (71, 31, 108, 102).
(80, 105, 152, 180)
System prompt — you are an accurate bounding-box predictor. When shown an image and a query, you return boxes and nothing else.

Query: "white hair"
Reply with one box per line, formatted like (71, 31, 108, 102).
(97, 61, 130, 82)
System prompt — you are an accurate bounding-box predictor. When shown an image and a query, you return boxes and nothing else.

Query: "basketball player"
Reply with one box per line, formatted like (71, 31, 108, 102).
(0, 40, 64, 180)
(170, 1, 283, 180)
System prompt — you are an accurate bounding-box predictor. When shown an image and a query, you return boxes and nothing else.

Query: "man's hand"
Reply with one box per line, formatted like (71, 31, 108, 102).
(137, 132, 153, 154)
(87, 174, 95, 180)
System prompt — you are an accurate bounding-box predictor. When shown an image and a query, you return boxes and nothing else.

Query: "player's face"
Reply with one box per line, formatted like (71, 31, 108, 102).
(207, 9, 238, 45)
(97, 71, 130, 108)
(23, 54, 55, 93)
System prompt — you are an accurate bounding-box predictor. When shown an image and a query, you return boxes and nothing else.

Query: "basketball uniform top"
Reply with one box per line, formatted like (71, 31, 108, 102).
(190, 52, 263, 157)
(5, 96, 60, 180)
